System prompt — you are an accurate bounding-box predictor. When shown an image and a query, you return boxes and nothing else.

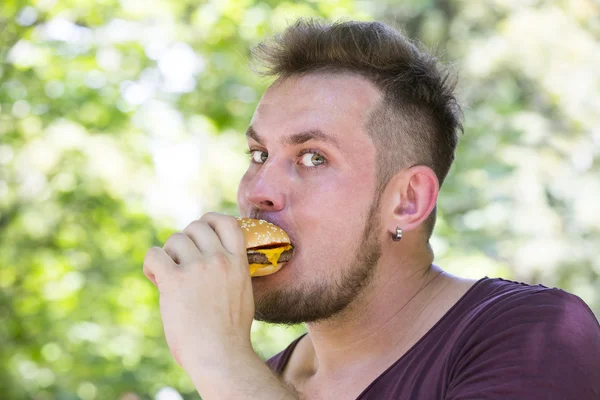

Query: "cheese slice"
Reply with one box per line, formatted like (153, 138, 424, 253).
(254, 244, 292, 266)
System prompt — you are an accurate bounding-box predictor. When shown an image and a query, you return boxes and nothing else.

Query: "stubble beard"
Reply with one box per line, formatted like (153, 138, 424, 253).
(252, 198, 383, 324)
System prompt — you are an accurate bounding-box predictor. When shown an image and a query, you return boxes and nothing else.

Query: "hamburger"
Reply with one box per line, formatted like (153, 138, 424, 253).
(237, 217, 293, 277)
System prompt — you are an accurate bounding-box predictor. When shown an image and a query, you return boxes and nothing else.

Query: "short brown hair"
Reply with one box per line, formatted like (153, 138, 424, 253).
(251, 19, 463, 240)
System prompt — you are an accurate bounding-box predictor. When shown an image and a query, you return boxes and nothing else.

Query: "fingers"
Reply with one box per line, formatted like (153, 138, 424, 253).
(159, 213, 246, 269)
(182, 220, 222, 254)
(199, 212, 246, 256)
(143, 246, 177, 287)
(163, 232, 200, 264)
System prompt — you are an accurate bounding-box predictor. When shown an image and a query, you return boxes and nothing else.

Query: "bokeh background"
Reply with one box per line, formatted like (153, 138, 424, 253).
(1, 0, 599, 398)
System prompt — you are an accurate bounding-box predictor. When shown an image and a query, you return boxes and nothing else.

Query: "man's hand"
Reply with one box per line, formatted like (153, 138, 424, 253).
(143, 212, 255, 373)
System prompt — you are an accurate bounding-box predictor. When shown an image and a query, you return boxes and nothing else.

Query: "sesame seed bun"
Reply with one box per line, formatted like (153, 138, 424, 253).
(236, 217, 293, 277)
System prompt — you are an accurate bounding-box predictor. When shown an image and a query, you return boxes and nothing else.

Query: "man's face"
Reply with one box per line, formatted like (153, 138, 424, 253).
(237, 73, 384, 324)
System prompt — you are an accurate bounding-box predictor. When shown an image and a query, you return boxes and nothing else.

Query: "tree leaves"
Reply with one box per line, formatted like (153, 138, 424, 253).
(1, 0, 598, 399)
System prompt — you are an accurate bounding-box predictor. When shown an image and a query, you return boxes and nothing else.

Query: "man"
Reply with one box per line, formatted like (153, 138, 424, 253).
(143, 20, 600, 399)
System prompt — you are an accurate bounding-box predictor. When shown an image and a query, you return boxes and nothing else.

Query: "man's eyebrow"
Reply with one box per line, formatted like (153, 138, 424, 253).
(245, 126, 340, 149)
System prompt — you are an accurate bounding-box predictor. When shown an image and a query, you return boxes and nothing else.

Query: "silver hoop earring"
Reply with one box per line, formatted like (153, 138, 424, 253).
(392, 227, 403, 242)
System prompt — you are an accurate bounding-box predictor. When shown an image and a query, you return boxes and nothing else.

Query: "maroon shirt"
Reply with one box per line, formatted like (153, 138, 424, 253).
(266, 277, 600, 399)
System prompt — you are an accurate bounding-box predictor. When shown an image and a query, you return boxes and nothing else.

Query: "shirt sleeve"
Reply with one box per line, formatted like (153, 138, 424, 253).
(445, 288, 600, 400)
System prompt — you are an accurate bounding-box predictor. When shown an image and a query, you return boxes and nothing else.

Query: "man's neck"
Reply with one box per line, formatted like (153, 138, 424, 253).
(300, 253, 455, 380)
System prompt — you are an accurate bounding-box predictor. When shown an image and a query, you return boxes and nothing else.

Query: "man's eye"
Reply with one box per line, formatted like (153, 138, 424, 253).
(250, 150, 268, 163)
(300, 152, 326, 167)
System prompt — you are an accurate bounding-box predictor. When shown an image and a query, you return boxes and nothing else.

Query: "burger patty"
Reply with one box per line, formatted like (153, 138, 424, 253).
(247, 248, 293, 265)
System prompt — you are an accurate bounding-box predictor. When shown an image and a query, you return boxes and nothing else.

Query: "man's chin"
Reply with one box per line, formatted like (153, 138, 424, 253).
(251, 269, 324, 324)
(252, 273, 354, 325)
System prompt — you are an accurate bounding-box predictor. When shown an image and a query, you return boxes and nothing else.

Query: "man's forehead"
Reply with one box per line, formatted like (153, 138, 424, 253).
(250, 74, 381, 141)
(246, 74, 382, 157)
(248, 101, 352, 151)
(260, 73, 381, 111)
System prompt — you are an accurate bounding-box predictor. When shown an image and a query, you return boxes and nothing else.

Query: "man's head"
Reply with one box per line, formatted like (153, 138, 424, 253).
(237, 19, 462, 324)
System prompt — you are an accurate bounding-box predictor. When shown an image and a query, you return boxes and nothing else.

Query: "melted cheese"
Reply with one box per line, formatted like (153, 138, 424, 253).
(248, 244, 292, 275)
(249, 263, 261, 276)
(257, 245, 292, 266)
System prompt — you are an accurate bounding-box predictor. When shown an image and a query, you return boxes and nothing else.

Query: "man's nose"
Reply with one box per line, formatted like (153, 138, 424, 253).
(243, 165, 286, 212)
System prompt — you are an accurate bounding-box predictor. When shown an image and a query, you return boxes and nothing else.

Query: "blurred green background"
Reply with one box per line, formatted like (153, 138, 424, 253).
(1, 0, 599, 398)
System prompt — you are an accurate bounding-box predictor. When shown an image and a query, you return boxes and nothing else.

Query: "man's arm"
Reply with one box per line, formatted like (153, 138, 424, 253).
(188, 349, 299, 400)
(445, 289, 600, 399)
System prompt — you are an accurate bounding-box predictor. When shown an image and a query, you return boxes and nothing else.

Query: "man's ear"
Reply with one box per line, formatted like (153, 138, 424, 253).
(380, 165, 439, 235)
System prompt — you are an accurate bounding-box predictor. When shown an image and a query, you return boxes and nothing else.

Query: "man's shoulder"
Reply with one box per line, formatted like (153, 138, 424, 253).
(446, 278, 600, 399)
(458, 277, 600, 349)
(474, 277, 597, 321)
(445, 278, 600, 399)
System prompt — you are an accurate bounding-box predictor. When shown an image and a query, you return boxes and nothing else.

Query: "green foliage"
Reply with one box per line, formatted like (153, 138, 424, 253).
(1, 0, 598, 399)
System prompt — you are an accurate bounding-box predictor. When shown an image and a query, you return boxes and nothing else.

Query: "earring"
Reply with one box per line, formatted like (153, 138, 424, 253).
(392, 227, 403, 242)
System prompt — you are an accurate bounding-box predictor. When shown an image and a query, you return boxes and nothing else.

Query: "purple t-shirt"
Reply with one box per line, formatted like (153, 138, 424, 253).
(266, 277, 600, 399)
